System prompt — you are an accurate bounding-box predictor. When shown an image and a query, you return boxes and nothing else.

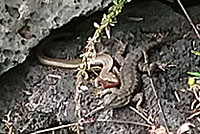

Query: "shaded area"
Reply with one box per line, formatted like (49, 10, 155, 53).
(1, 1, 200, 133)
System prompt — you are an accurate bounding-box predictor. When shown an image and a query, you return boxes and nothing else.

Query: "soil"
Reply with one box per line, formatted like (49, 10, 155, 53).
(1, 0, 200, 134)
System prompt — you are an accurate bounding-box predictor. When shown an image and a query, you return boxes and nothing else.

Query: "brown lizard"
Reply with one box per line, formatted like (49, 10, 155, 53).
(83, 39, 165, 118)
(38, 49, 119, 87)
(102, 39, 168, 108)
(37, 32, 120, 87)
(102, 31, 184, 109)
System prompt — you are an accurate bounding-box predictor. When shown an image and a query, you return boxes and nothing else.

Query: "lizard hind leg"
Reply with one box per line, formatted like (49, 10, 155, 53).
(130, 92, 149, 118)
(102, 88, 131, 108)
(138, 49, 173, 75)
(131, 92, 144, 110)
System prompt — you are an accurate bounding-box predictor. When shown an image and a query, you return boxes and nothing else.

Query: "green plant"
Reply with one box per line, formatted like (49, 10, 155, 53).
(77, 0, 131, 83)
(188, 50, 200, 86)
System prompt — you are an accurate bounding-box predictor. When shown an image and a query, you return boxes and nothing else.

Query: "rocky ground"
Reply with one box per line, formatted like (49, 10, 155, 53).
(0, 0, 200, 134)
(0, 0, 111, 75)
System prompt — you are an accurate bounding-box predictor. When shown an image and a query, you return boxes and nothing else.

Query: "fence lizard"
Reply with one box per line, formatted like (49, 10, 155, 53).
(102, 39, 167, 108)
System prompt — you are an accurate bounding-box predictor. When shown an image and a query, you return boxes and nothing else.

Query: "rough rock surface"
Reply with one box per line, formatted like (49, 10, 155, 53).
(0, 0, 112, 75)
(1, 0, 200, 134)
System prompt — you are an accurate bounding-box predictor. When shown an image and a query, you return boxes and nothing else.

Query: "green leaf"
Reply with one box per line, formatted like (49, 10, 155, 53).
(192, 50, 200, 56)
(187, 72, 200, 77)
(110, 23, 115, 27)
(103, 14, 107, 19)
(93, 22, 99, 28)
(113, 0, 118, 5)
(188, 77, 195, 86)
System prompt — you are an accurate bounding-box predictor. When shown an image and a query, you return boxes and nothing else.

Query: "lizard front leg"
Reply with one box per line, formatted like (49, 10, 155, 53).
(138, 49, 172, 75)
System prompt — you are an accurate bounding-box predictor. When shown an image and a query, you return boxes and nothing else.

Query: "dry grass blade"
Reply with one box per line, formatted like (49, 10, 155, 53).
(177, 0, 200, 39)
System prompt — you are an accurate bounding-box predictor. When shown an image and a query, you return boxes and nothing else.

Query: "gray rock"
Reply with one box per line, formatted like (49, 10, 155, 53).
(0, 0, 112, 75)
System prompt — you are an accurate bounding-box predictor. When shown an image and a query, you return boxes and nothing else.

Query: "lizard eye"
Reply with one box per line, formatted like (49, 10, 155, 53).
(112, 74, 117, 78)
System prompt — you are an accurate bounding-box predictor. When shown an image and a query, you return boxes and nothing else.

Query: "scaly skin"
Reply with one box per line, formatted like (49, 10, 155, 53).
(37, 34, 119, 86)
(39, 52, 119, 84)
(103, 40, 160, 108)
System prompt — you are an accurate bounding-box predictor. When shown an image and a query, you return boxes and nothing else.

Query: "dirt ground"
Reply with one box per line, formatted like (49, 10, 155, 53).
(1, 1, 200, 134)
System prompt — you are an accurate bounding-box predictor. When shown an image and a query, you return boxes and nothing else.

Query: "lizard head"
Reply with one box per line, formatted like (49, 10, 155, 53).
(104, 73, 118, 83)
(102, 73, 119, 88)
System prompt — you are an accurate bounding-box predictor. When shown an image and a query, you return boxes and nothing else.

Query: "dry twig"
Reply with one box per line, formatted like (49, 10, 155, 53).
(30, 118, 150, 134)
(177, 0, 200, 39)
(147, 69, 170, 133)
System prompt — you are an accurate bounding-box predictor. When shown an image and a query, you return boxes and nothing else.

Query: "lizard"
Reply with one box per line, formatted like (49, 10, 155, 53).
(37, 39, 119, 88)
(38, 33, 181, 110)
(101, 38, 169, 109)
(83, 39, 166, 118)
(83, 34, 184, 119)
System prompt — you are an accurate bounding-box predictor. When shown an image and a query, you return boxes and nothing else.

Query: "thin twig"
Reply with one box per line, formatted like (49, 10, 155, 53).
(84, 105, 105, 118)
(30, 121, 90, 134)
(177, 0, 200, 39)
(97, 119, 150, 127)
(174, 91, 181, 102)
(30, 118, 151, 134)
(147, 70, 170, 133)
(187, 110, 200, 120)
(74, 74, 84, 134)
(2, 110, 13, 134)
(129, 106, 152, 125)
